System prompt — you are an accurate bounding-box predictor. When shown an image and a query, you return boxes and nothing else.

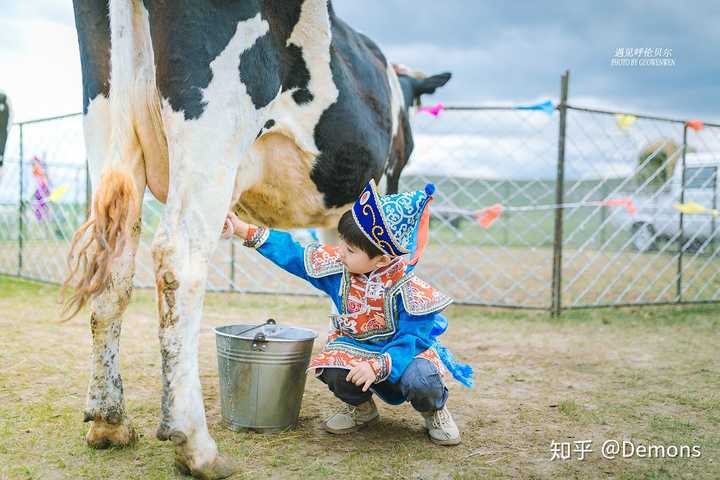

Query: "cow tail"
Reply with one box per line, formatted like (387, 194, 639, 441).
(61, 170, 139, 322)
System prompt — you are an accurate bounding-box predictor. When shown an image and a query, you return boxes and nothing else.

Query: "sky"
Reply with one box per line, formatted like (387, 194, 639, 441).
(1, 0, 718, 122)
(0, 0, 718, 202)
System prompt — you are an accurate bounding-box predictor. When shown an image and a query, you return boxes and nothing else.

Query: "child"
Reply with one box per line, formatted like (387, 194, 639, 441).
(222, 179, 473, 445)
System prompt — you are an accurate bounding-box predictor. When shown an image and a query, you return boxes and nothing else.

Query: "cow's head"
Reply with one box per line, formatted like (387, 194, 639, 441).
(392, 64, 451, 110)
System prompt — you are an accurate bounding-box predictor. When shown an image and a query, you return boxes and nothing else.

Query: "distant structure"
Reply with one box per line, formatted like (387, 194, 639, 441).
(0, 90, 10, 168)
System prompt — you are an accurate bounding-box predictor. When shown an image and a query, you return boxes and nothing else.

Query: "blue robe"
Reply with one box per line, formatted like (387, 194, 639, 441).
(249, 228, 474, 404)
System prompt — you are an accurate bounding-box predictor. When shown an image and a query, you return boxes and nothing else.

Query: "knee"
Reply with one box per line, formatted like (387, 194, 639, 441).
(401, 359, 445, 399)
(152, 235, 206, 297)
(319, 368, 347, 392)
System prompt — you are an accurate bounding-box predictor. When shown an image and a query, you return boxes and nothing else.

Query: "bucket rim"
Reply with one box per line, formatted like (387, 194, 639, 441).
(213, 323, 318, 342)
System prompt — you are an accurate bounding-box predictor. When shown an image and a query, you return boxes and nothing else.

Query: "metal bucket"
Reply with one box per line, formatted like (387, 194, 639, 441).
(214, 320, 317, 433)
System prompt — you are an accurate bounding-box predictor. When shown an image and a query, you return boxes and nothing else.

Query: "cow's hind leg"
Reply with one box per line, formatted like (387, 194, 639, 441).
(79, 162, 146, 448)
(83, 225, 141, 448)
(80, 171, 145, 448)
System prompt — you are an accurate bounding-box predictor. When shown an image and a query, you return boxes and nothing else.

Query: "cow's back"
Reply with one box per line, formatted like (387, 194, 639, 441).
(308, 13, 395, 209)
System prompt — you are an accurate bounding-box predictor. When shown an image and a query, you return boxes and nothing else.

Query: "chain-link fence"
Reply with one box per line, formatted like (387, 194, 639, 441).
(2, 72, 719, 313)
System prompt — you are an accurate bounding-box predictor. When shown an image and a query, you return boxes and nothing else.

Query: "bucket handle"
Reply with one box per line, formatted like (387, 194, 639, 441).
(234, 318, 276, 338)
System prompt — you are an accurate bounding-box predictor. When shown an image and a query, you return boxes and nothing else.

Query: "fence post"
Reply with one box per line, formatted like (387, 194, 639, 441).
(551, 70, 570, 317)
(85, 158, 91, 220)
(676, 124, 688, 302)
(230, 240, 236, 291)
(503, 181, 510, 245)
(599, 181, 608, 246)
(712, 166, 717, 256)
(17, 123, 24, 276)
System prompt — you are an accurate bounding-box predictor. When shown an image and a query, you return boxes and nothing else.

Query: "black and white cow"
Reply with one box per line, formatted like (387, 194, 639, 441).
(67, 1, 450, 477)
(0, 90, 10, 168)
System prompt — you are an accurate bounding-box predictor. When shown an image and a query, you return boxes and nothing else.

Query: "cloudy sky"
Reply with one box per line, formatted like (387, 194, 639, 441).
(333, 0, 720, 122)
(1, 0, 718, 122)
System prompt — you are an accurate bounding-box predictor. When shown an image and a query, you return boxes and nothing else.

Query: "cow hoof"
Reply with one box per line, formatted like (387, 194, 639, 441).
(156, 423, 183, 442)
(174, 453, 239, 479)
(86, 419, 137, 449)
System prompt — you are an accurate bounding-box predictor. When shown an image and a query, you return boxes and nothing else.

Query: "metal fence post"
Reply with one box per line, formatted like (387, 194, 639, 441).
(503, 181, 510, 245)
(230, 240, 236, 291)
(712, 167, 717, 256)
(85, 158, 91, 220)
(599, 181, 608, 246)
(676, 123, 688, 302)
(17, 123, 24, 276)
(551, 70, 570, 316)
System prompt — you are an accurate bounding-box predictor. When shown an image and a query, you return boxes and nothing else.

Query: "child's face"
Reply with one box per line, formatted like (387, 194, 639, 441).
(337, 240, 393, 275)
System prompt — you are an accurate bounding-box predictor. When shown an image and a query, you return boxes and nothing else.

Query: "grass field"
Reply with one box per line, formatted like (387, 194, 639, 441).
(1, 275, 718, 479)
(3, 231, 720, 309)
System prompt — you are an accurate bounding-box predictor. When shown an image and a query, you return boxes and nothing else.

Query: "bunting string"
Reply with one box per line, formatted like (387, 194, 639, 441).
(445, 197, 719, 228)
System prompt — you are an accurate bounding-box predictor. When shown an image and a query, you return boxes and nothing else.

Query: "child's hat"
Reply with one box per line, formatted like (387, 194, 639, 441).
(351, 179, 435, 265)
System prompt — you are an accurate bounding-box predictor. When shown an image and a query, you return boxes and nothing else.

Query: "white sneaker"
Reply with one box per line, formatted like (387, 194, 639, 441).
(421, 406, 461, 445)
(324, 399, 379, 434)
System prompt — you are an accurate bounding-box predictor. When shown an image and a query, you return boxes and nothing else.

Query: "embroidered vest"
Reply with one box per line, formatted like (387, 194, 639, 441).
(304, 242, 452, 343)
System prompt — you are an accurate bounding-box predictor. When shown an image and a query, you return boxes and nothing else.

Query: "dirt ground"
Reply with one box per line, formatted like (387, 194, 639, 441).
(0, 275, 718, 479)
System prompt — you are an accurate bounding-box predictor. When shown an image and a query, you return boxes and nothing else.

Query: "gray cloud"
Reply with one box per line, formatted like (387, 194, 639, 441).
(2, 1, 716, 123)
(334, 0, 720, 122)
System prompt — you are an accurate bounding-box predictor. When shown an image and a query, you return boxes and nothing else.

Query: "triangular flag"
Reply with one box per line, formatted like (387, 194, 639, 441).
(687, 120, 704, 131)
(515, 100, 555, 115)
(32, 157, 46, 180)
(475, 204, 503, 228)
(601, 197, 636, 215)
(418, 102, 445, 117)
(48, 185, 69, 203)
(673, 202, 707, 215)
(615, 114, 637, 130)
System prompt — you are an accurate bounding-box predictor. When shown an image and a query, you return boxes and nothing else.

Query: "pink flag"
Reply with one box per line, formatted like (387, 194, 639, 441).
(601, 197, 636, 215)
(30, 156, 50, 221)
(418, 102, 445, 117)
(475, 204, 504, 228)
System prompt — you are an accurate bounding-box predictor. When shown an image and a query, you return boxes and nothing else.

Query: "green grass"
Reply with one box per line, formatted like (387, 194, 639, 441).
(0, 275, 719, 479)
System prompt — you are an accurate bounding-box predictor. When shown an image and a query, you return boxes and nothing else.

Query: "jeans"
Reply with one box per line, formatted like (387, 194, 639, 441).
(318, 358, 448, 412)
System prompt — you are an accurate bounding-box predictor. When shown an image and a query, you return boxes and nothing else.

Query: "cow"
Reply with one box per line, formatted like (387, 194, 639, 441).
(0, 90, 10, 169)
(66, 1, 450, 478)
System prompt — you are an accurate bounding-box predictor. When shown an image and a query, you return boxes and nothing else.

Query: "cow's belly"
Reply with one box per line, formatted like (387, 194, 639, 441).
(232, 132, 348, 229)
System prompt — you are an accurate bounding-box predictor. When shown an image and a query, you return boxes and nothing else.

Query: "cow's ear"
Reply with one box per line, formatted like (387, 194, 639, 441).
(414, 72, 452, 96)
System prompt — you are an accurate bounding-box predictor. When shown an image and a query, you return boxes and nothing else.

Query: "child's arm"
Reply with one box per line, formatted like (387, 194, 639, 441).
(223, 212, 341, 295)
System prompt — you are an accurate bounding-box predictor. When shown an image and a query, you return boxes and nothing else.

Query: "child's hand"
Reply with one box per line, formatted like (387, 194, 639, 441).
(221, 212, 251, 240)
(221, 214, 235, 240)
(346, 361, 376, 392)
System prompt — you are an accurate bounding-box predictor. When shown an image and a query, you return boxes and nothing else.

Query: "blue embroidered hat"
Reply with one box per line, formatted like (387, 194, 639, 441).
(351, 179, 435, 263)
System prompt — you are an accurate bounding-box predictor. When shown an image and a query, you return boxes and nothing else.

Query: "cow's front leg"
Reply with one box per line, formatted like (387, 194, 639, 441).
(152, 205, 238, 479)
(150, 136, 250, 479)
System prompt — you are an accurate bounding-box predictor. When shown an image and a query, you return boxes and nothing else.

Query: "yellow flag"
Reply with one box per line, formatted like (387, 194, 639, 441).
(673, 202, 711, 215)
(616, 114, 637, 130)
(48, 185, 69, 203)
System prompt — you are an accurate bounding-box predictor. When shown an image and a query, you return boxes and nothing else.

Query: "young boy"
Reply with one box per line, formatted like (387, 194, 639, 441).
(222, 179, 473, 445)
